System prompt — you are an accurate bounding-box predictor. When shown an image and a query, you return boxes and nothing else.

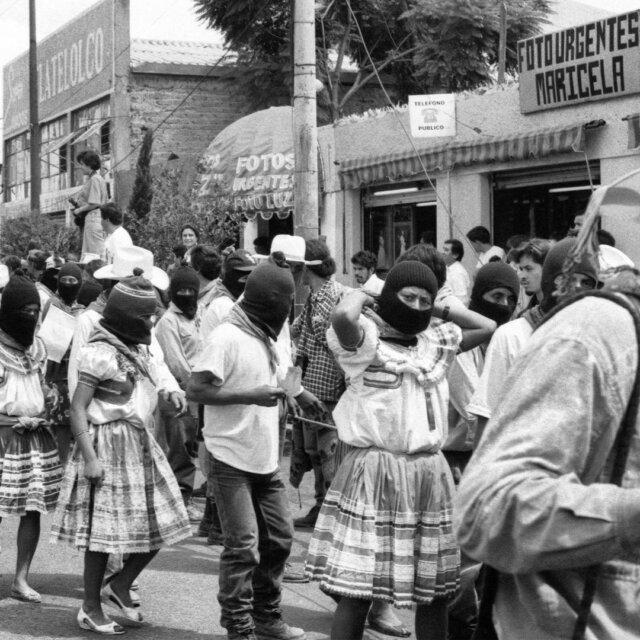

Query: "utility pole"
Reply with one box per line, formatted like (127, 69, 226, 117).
(497, 1, 507, 84)
(28, 0, 40, 214)
(292, 0, 319, 240)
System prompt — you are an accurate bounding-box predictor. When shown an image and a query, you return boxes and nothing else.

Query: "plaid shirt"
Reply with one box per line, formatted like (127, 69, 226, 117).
(292, 280, 348, 402)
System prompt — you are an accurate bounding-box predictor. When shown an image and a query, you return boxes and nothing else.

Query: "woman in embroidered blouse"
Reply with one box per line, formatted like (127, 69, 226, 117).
(0, 274, 62, 603)
(51, 276, 191, 635)
(304, 261, 496, 640)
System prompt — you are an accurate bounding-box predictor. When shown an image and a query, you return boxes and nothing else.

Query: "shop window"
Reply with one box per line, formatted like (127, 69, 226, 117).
(4, 132, 30, 202)
(100, 121, 110, 156)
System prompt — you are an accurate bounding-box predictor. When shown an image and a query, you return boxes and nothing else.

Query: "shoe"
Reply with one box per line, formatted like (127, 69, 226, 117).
(293, 504, 320, 529)
(77, 607, 125, 635)
(282, 563, 309, 584)
(104, 573, 141, 608)
(10, 586, 41, 603)
(101, 584, 144, 625)
(254, 618, 306, 640)
(367, 614, 411, 638)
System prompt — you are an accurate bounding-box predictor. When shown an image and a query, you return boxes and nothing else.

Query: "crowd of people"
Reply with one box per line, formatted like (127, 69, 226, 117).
(0, 180, 639, 640)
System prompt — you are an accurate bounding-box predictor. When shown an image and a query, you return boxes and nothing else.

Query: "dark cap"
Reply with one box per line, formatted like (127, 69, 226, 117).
(224, 249, 257, 273)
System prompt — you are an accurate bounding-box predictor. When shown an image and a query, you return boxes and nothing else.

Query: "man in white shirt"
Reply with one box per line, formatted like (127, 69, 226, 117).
(188, 261, 305, 640)
(350, 250, 384, 296)
(100, 204, 133, 264)
(443, 238, 471, 304)
(466, 225, 505, 271)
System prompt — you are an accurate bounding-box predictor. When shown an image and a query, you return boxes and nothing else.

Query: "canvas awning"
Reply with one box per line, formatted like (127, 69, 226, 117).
(340, 120, 605, 189)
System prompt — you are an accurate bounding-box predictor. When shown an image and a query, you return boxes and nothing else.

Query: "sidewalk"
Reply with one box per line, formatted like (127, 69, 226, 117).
(0, 455, 415, 639)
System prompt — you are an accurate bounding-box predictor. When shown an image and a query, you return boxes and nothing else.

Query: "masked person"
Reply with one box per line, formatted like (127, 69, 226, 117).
(155, 267, 202, 518)
(188, 261, 306, 640)
(305, 261, 496, 640)
(468, 237, 598, 443)
(0, 274, 62, 603)
(51, 276, 191, 635)
(42, 262, 85, 465)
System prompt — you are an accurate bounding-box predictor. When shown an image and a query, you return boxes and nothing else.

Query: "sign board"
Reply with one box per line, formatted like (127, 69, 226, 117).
(195, 106, 295, 215)
(518, 10, 640, 113)
(2, 0, 113, 138)
(408, 94, 456, 138)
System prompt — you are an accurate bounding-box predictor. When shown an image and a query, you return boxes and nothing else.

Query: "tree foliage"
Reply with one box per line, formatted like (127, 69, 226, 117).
(1, 214, 79, 258)
(128, 128, 154, 219)
(194, 0, 550, 120)
(127, 166, 244, 270)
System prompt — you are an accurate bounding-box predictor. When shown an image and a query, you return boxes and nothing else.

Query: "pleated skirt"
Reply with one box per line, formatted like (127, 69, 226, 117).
(0, 424, 62, 517)
(50, 420, 191, 553)
(305, 446, 460, 607)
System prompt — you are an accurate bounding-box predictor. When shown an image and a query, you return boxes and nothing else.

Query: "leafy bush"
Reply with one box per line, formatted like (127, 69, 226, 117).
(127, 165, 244, 270)
(0, 214, 80, 257)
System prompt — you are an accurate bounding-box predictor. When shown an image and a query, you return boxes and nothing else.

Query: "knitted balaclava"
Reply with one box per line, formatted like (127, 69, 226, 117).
(100, 276, 157, 345)
(540, 238, 598, 313)
(377, 260, 438, 335)
(0, 274, 40, 348)
(57, 262, 83, 306)
(470, 262, 520, 325)
(240, 261, 295, 339)
(222, 250, 256, 299)
(77, 280, 103, 307)
(169, 266, 200, 319)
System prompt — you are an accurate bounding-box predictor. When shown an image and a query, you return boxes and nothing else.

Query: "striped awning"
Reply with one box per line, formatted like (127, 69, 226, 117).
(340, 120, 605, 190)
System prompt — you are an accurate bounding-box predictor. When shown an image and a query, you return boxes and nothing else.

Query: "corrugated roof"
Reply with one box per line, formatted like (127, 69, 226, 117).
(130, 38, 236, 70)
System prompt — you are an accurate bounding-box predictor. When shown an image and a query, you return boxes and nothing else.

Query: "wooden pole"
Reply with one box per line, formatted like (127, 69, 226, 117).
(292, 0, 319, 240)
(28, 0, 40, 214)
(497, 1, 507, 84)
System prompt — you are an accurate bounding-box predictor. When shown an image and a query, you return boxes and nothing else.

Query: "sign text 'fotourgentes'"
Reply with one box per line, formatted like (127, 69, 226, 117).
(408, 94, 456, 138)
(2, 0, 113, 137)
(518, 10, 640, 113)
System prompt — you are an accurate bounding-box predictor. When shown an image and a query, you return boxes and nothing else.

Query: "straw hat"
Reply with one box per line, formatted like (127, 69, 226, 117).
(93, 246, 169, 290)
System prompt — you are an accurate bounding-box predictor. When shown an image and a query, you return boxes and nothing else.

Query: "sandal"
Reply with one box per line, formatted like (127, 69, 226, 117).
(367, 614, 411, 638)
(101, 584, 144, 625)
(77, 607, 125, 635)
(10, 587, 41, 603)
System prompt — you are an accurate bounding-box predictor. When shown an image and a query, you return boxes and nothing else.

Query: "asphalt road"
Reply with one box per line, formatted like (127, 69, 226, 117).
(0, 457, 415, 640)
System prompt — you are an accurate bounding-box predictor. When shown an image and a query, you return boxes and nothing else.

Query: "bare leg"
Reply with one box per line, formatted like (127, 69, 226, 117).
(108, 551, 159, 607)
(83, 550, 110, 625)
(13, 512, 41, 597)
(416, 598, 448, 640)
(331, 597, 370, 640)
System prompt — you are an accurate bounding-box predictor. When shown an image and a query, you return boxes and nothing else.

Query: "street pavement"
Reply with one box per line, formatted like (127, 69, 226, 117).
(0, 455, 415, 640)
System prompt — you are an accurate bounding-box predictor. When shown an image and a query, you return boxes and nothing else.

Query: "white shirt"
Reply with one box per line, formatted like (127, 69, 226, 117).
(475, 245, 506, 270)
(361, 273, 385, 296)
(104, 226, 133, 264)
(446, 261, 471, 305)
(467, 317, 533, 419)
(200, 296, 235, 342)
(194, 323, 280, 474)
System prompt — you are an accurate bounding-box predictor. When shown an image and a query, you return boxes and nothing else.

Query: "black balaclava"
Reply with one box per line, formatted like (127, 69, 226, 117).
(169, 266, 200, 319)
(57, 262, 83, 306)
(222, 250, 256, 299)
(469, 262, 520, 325)
(0, 274, 40, 348)
(240, 262, 295, 339)
(77, 280, 103, 307)
(100, 276, 157, 345)
(41, 267, 59, 294)
(540, 238, 598, 313)
(377, 261, 439, 335)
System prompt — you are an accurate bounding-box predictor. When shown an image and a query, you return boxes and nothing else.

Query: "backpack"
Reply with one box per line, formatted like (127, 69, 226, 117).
(473, 288, 640, 640)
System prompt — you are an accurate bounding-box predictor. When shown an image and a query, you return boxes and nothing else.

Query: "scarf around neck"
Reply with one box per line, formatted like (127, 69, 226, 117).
(363, 306, 418, 346)
(226, 304, 279, 374)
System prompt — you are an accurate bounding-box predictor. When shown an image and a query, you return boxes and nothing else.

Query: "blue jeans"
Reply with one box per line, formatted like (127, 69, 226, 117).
(208, 455, 293, 634)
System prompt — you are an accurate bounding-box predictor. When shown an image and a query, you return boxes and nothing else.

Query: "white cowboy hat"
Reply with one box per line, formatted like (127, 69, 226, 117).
(258, 234, 322, 265)
(79, 252, 101, 265)
(93, 246, 170, 290)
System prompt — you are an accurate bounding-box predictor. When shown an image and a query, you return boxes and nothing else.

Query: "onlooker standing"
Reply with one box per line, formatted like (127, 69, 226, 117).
(190, 245, 222, 323)
(350, 250, 384, 296)
(72, 150, 108, 260)
(188, 261, 305, 640)
(509, 239, 551, 314)
(442, 238, 471, 304)
(455, 270, 640, 640)
(100, 204, 133, 264)
(291, 239, 346, 529)
(181, 225, 199, 265)
(466, 226, 505, 270)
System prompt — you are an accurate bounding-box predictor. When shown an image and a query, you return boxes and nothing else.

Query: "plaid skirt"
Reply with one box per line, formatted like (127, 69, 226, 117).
(50, 419, 191, 553)
(305, 446, 460, 607)
(0, 424, 62, 516)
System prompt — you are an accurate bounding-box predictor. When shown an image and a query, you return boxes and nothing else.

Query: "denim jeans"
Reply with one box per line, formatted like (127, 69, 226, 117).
(208, 455, 293, 635)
